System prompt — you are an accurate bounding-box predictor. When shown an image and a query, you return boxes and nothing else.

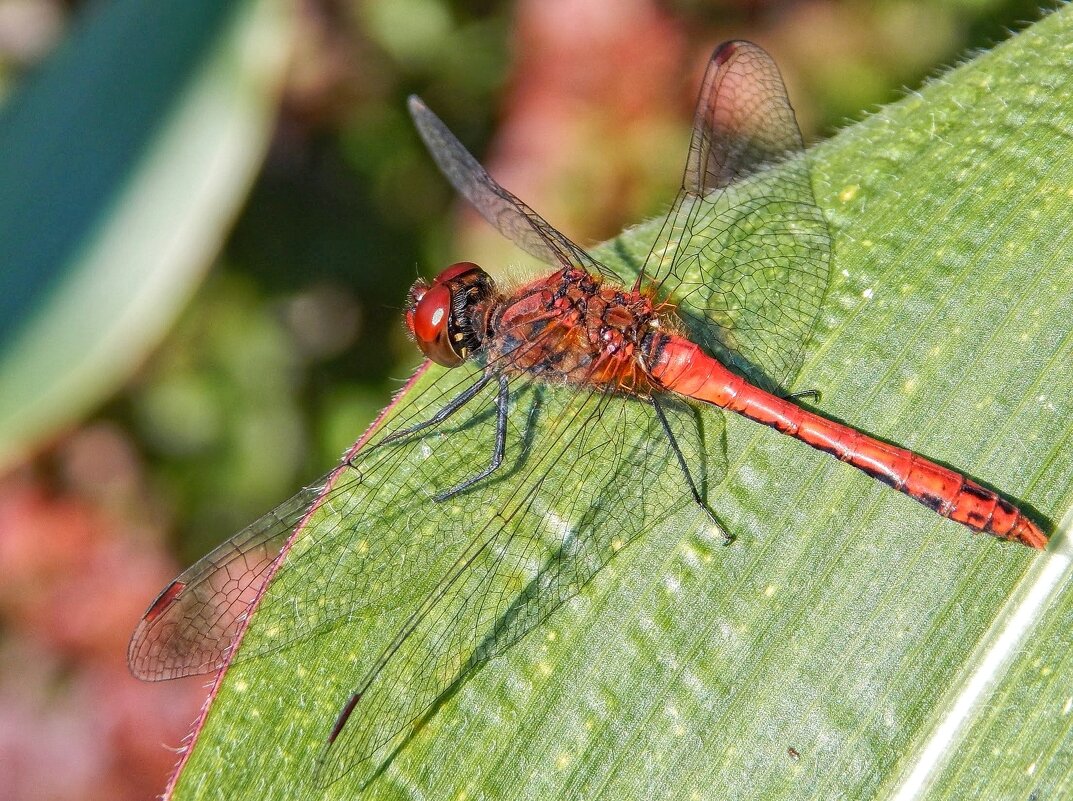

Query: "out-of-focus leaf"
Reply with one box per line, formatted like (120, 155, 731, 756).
(0, 0, 292, 470)
(167, 7, 1072, 801)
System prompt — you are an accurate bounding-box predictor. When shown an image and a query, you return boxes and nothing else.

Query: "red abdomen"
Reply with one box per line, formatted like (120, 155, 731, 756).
(648, 335, 1046, 548)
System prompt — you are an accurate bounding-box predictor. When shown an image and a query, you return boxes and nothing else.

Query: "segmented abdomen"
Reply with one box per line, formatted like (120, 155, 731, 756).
(648, 335, 1046, 548)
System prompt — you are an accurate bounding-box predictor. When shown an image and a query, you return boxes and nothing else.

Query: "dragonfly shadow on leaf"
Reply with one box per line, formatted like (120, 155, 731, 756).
(305, 381, 726, 790)
(684, 397, 729, 500)
(337, 536, 585, 793)
(320, 404, 721, 792)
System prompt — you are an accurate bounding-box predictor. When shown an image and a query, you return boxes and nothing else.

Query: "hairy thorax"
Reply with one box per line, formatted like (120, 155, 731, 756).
(486, 269, 665, 394)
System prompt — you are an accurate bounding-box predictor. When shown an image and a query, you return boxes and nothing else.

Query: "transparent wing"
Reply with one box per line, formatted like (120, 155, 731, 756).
(408, 96, 623, 282)
(644, 40, 831, 392)
(126, 367, 511, 683)
(128, 352, 723, 786)
(308, 380, 719, 787)
(127, 476, 338, 680)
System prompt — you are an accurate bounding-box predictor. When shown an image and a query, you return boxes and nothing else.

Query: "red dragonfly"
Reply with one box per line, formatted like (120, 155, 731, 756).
(129, 41, 1046, 788)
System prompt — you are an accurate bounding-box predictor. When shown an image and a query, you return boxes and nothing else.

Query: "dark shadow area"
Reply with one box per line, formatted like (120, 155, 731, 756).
(332, 514, 623, 794)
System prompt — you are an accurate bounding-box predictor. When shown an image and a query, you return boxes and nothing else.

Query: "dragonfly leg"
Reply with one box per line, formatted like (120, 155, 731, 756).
(434, 374, 510, 502)
(373, 371, 493, 449)
(784, 388, 821, 403)
(650, 395, 731, 545)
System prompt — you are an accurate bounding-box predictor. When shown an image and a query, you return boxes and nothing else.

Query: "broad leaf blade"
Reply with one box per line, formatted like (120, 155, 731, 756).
(0, 0, 291, 470)
(171, 8, 1073, 800)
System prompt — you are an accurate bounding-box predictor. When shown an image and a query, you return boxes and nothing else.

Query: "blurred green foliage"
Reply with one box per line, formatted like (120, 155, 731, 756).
(118, 0, 513, 558)
(0, 0, 289, 505)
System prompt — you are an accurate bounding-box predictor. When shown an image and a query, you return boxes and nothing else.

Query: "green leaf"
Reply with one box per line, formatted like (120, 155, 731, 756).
(169, 8, 1073, 800)
(0, 0, 292, 471)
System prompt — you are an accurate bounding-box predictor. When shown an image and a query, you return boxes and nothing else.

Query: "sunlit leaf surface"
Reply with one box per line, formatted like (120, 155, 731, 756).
(172, 9, 1073, 800)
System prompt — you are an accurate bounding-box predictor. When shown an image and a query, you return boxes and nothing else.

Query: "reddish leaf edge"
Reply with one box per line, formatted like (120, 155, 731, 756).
(161, 361, 433, 799)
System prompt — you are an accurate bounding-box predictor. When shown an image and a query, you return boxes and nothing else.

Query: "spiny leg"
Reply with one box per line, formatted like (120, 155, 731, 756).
(434, 374, 510, 502)
(371, 371, 493, 450)
(784, 388, 821, 403)
(650, 394, 731, 544)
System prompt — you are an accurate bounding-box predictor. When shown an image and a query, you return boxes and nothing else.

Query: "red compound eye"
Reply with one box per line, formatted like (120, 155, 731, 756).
(404, 262, 491, 368)
(433, 261, 481, 286)
(407, 282, 463, 367)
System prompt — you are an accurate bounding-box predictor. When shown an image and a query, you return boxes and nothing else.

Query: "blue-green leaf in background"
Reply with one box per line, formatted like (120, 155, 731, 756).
(0, 0, 292, 470)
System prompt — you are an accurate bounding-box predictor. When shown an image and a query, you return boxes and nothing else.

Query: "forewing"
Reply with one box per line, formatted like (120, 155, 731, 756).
(645, 41, 831, 392)
(126, 312, 693, 690)
(408, 96, 622, 282)
(128, 365, 507, 683)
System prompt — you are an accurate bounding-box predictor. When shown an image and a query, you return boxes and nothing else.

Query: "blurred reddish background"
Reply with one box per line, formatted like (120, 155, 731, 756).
(0, 0, 1046, 797)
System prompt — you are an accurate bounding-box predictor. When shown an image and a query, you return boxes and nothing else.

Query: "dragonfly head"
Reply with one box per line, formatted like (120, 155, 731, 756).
(406, 262, 496, 367)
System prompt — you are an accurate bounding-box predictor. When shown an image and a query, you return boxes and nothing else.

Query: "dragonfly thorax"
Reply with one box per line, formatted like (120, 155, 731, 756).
(485, 268, 666, 394)
(406, 262, 498, 367)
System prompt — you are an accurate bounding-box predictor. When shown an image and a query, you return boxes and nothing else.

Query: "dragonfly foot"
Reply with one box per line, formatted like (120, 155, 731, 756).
(714, 518, 734, 546)
(697, 503, 732, 545)
(785, 388, 821, 403)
